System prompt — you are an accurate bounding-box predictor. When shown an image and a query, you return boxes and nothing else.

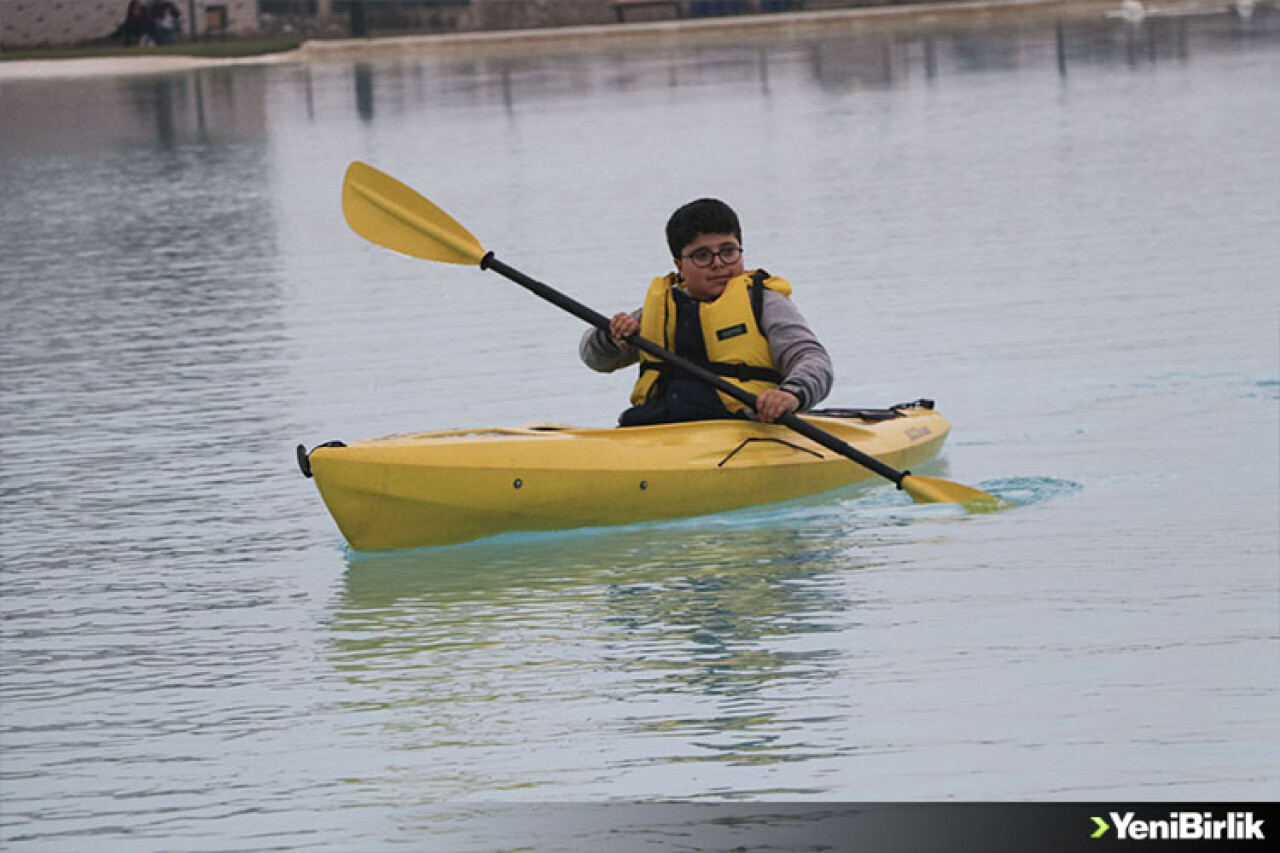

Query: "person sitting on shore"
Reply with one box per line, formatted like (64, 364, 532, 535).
(148, 0, 182, 46)
(580, 198, 833, 426)
(113, 0, 150, 46)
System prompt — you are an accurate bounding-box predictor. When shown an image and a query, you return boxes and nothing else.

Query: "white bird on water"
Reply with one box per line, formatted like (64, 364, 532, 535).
(1233, 0, 1256, 20)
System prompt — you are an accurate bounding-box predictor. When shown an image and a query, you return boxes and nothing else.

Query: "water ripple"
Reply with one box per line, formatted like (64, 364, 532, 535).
(977, 476, 1085, 508)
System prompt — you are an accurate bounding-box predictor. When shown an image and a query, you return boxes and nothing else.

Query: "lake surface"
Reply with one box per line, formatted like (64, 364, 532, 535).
(2, 5, 1278, 850)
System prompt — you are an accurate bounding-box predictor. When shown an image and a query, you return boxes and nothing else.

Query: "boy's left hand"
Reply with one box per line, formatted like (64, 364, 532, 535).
(755, 389, 800, 423)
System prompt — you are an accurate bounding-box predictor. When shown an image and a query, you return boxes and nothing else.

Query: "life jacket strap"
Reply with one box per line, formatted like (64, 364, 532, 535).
(750, 268, 769, 328)
(639, 360, 783, 384)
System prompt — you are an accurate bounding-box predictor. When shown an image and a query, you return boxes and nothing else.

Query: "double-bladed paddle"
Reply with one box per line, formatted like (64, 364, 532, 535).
(341, 161, 999, 508)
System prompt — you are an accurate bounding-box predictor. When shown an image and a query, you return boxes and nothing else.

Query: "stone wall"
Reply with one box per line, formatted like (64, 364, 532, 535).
(0, 0, 1090, 48)
(472, 0, 616, 30)
(1, 0, 260, 48)
(258, 1, 622, 37)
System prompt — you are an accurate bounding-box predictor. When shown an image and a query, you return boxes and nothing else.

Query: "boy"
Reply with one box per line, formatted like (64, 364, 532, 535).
(580, 198, 832, 426)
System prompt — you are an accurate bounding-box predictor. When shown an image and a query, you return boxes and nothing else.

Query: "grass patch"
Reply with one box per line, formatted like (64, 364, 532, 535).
(0, 38, 303, 63)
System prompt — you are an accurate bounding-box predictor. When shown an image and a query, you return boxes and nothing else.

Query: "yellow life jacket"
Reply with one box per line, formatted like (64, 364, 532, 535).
(629, 270, 792, 414)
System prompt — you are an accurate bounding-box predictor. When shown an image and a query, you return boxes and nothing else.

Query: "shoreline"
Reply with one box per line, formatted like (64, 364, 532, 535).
(0, 0, 1241, 81)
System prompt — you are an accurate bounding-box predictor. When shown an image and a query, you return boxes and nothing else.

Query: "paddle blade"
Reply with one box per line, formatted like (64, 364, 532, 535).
(342, 161, 486, 265)
(901, 474, 1004, 509)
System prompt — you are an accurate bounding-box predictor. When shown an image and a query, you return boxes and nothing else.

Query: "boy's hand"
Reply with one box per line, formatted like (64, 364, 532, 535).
(609, 313, 640, 349)
(755, 389, 800, 423)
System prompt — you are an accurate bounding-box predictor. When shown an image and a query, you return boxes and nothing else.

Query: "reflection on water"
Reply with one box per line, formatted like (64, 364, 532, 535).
(354, 62, 376, 122)
(288, 8, 1278, 122)
(0, 67, 270, 153)
(0, 10, 1273, 145)
(1, 66, 316, 850)
(327, 465, 1083, 795)
(0, 107, 291, 560)
(333, 521, 874, 793)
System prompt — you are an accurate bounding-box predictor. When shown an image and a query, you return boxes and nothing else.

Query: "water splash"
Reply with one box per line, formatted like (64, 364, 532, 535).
(973, 476, 1083, 508)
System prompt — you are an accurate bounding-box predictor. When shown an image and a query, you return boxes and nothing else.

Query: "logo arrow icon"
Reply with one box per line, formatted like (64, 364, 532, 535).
(1091, 816, 1111, 839)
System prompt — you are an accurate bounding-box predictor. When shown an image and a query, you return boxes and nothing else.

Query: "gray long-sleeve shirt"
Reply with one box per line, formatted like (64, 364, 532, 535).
(579, 289, 833, 411)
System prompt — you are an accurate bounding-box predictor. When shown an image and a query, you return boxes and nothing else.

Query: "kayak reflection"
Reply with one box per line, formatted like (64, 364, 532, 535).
(329, 521, 891, 785)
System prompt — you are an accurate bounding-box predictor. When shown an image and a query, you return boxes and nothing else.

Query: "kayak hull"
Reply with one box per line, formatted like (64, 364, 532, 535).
(305, 405, 949, 551)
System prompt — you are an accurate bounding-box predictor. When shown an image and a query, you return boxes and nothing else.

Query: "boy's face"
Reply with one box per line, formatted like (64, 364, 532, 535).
(674, 232, 745, 302)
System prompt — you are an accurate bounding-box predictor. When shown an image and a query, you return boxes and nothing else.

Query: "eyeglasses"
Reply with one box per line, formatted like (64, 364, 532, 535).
(681, 243, 742, 268)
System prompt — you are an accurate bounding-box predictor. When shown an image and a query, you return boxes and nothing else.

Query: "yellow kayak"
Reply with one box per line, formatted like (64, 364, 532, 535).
(298, 401, 949, 551)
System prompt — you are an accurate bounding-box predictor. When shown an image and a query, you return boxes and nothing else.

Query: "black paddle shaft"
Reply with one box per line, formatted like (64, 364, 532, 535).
(480, 252, 910, 489)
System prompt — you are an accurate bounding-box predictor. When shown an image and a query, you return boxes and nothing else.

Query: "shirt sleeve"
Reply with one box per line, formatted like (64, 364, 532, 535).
(758, 291, 833, 411)
(579, 309, 643, 373)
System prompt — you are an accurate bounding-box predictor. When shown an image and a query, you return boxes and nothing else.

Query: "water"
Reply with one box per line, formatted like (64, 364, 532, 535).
(2, 6, 1278, 849)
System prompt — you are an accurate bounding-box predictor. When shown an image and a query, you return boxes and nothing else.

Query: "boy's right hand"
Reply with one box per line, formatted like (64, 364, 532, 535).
(609, 313, 640, 349)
